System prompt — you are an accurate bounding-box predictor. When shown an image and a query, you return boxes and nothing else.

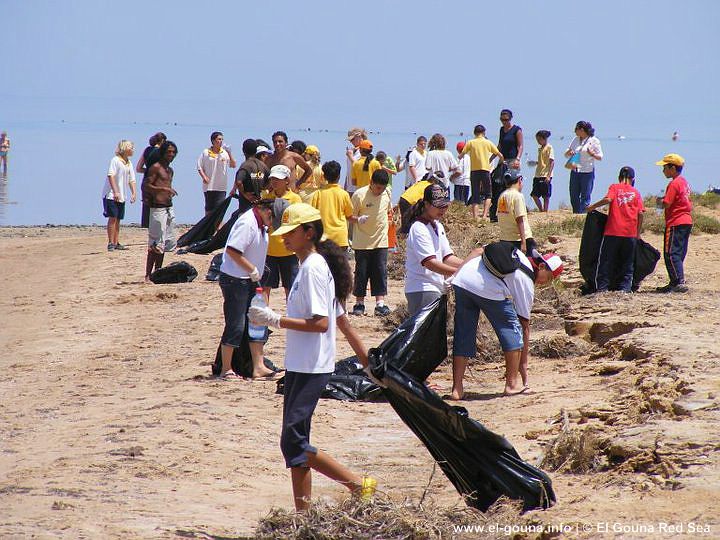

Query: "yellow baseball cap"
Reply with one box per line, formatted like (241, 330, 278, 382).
(655, 153, 685, 167)
(271, 203, 321, 236)
(304, 145, 320, 156)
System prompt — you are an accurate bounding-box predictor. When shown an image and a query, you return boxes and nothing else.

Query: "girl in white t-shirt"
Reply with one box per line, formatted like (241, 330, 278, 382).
(248, 203, 376, 510)
(404, 183, 465, 317)
(102, 140, 137, 251)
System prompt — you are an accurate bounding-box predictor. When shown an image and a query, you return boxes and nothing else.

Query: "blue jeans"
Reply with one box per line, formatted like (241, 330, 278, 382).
(218, 272, 266, 347)
(663, 224, 692, 285)
(569, 170, 595, 213)
(452, 285, 523, 355)
(595, 235, 637, 292)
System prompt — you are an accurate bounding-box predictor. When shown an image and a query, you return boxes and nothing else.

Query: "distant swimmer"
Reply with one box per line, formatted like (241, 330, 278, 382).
(0, 131, 9, 174)
(672, 131, 679, 141)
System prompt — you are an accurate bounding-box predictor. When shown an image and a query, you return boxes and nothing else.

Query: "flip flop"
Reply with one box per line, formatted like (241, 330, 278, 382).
(252, 372, 282, 382)
(218, 371, 243, 380)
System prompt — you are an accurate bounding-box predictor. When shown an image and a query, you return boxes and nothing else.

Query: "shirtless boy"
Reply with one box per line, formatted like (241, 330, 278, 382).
(144, 141, 179, 281)
(267, 131, 312, 191)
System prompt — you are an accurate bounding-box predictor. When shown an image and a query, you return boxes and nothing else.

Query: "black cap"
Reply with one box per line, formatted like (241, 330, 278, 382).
(619, 166, 635, 180)
(504, 170, 523, 186)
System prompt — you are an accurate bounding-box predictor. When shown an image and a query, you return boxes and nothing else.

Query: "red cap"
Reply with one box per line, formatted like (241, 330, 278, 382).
(456, 141, 466, 152)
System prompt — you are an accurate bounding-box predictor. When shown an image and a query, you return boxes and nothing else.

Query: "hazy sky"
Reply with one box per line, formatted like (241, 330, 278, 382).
(2, 1, 719, 225)
(4, 0, 719, 135)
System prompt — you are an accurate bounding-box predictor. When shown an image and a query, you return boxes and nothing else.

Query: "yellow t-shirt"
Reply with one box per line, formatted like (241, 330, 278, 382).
(298, 164, 326, 203)
(263, 190, 302, 257)
(400, 180, 431, 205)
(535, 144, 555, 178)
(310, 184, 353, 247)
(351, 186, 391, 250)
(497, 188, 533, 241)
(460, 135, 500, 172)
(352, 157, 382, 189)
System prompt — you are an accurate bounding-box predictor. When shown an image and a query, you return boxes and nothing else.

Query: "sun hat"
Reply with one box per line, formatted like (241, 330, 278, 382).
(271, 203, 322, 236)
(346, 127, 367, 141)
(358, 139, 373, 151)
(456, 141, 466, 152)
(269, 164, 291, 180)
(531, 249, 564, 278)
(304, 144, 320, 156)
(655, 153, 684, 167)
(423, 184, 450, 208)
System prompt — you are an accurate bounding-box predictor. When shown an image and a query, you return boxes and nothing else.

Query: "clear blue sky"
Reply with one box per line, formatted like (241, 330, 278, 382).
(2, 0, 719, 224)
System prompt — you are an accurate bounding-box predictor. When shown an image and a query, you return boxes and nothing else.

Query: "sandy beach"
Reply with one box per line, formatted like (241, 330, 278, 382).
(1, 211, 719, 539)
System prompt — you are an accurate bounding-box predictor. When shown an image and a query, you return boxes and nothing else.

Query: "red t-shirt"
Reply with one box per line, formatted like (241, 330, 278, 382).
(604, 183, 644, 237)
(663, 175, 693, 227)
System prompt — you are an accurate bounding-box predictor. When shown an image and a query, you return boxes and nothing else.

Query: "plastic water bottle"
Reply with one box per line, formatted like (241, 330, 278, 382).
(248, 287, 267, 340)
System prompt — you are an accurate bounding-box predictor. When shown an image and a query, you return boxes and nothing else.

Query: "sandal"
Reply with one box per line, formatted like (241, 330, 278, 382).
(218, 371, 243, 380)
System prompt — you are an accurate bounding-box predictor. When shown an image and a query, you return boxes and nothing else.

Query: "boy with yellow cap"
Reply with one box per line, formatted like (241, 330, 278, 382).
(655, 153, 692, 293)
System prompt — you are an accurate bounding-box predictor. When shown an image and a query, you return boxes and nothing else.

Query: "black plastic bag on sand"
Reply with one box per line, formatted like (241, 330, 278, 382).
(372, 363, 556, 512)
(149, 261, 198, 284)
(579, 211, 660, 294)
(183, 207, 244, 255)
(211, 342, 282, 378)
(206, 253, 223, 281)
(177, 195, 232, 248)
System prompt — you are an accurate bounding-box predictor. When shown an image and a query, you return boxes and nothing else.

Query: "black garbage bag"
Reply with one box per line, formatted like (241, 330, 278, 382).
(211, 341, 282, 378)
(371, 363, 556, 512)
(184, 207, 244, 255)
(206, 253, 223, 281)
(149, 261, 198, 284)
(275, 356, 383, 401)
(370, 295, 448, 381)
(177, 195, 232, 248)
(579, 211, 660, 294)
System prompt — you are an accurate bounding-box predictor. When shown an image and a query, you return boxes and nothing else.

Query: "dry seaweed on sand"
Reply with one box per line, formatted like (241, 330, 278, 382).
(540, 409, 608, 474)
(254, 494, 539, 540)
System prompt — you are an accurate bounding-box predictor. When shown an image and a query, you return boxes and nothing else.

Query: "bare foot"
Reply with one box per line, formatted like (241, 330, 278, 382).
(448, 387, 464, 401)
(503, 385, 528, 396)
(251, 368, 279, 380)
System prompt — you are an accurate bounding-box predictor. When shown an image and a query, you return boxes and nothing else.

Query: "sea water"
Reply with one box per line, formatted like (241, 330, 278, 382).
(0, 120, 717, 226)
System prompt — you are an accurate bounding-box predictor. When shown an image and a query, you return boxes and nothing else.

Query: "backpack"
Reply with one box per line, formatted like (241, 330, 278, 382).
(482, 241, 534, 281)
(149, 261, 198, 284)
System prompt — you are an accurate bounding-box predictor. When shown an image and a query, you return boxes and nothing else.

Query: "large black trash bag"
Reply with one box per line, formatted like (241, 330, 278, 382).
(211, 341, 282, 378)
(371, 363, 556, 512)
(149, 261, 198, 284)
(275, 357, 383, 401)
(370, 295, 448, 381)
(184, 207, 245, 255)
(579, 211, 660, 294)
(206, 253, 223, 281)
(176, 195, 233, 248)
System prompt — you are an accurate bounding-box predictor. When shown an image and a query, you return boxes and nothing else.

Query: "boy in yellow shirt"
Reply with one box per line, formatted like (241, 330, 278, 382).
(262, 165, 302, 299)
(497, 172, 536, 256)
(459, 125, 504, 220)
(310, 161, 360, 248)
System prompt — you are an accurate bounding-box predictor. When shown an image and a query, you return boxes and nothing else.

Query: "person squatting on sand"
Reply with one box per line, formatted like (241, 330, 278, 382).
(449, 247, 563, 400)
(144, 141, 179, 281)
(403, 183, 465, 317)
(248, 203, 376, 510)
(102, 139, 137, 252)
(216, 172, 276, 380)
(585, 166, 645, 293)
(655, 153, 693, 293)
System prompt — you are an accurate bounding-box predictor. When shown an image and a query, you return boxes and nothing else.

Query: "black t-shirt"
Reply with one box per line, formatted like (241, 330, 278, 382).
(498, 125, 521, 160)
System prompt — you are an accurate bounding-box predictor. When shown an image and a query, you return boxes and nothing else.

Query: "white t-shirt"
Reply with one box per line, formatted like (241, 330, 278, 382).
(285, 252, 338, 374)
(197, 148, 232, 192)
(220, 209, 268, 278)
(424, 149, 458, 188)
(103, 156, 136, 202)
(454, 154, 471, 187)
(407, 149, 426, 188)
(451, 251, 535, 319)
(405, 220, 453, 294)
(345, 147, 361, 193)
(566, 136, 603, 174)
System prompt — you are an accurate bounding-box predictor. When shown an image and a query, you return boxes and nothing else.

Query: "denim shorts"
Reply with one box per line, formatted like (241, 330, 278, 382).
(219, 272, 266, 347)
(103, 198, 125, 219)
(452, 285, 523, 355)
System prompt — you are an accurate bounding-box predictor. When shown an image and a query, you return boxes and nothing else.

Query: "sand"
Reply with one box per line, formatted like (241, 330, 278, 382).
(1, 214, 719, 539)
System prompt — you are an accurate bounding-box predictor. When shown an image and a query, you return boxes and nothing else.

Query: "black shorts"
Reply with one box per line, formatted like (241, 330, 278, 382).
(280, 371, 332, 468)
(530, 177, 552, 198)
(204, 190, 227, 212)
(103, 198, 125, 219)
(469, 170, 491, 204)
(261, 255, 299, 289)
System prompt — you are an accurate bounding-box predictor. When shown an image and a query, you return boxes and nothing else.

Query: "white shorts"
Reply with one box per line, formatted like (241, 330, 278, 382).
(148, 207, 177, 253)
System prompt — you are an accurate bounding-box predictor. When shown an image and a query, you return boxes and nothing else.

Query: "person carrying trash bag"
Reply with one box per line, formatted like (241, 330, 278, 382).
(248, 203, 376, 510)
(449, 243, 563, 399)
